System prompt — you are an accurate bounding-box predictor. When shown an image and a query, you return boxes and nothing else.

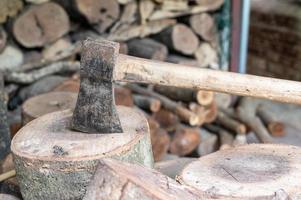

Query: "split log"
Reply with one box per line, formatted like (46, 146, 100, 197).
(178, 144, 301, 199)
(189, 13, 216, 41)
(0, 0, 23, 23)
(133, 94, 161, 113)
(152, 109, 179, 131)
(257, 105, 285, 137)
(83, 159, 203, 200)
(204, 124, 234, 150)
(166, 54, 199, 67)
(149, 0, 224, 20)
(0, 46, 24, 73)
(5, 61, 80, 84)
(52, 79, 80, 93)
(22, 91, 77, 125)
(13, 2, 70, 48)
(0, 27, 7, 53)
(169, 126, 201, 156)
(0, 194, 20, 200)
(155, 24, 199, 55)
(74, 0, 120, 33)
(42, 38, 72, 60)
(139, 0, 155, 24)
(216, 111, 247, 135)
(194, 42, 218, 68)
(0, 73, 10, 161)
(155, 157, 197, 179)
(12, 107, 154, 200)
(108, 19, 176, 41)
(197, 128, 218, 156)
(115, 86, 134, 107)
(128, 84, 199, 126)
(127, 38, 168, 61)
(154, 85, 212, 106)
(215, 92, 232, 109)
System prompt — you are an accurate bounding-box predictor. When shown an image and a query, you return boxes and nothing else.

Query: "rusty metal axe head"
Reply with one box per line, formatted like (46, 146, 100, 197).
(71, 39, 123, 133)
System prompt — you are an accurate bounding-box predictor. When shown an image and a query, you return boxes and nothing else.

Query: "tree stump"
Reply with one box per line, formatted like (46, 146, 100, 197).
(179, 144, 301, 199)
(12, 106, 154, 200)
(22, 91, 77, 125)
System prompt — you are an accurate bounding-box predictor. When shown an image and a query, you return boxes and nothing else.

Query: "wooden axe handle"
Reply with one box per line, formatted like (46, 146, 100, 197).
(115, 54, 301, 105)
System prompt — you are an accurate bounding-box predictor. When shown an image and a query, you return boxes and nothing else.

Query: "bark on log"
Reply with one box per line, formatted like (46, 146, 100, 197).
(133, 94, 161, 113)
(154, 85, 199, 103)
(42, 38, 72, 60)
(129, 84, 199, 126)
(74, 0, 120, 33)
(179, 144, 301, 199)
(166, 54, 199, 67)
(13, 2, 70, 48)
(152, 109, 179, 131)
(127, 38, 168, 61)
(169, 126, 201, 156)
(155, 24, 199, 55)
(189, 13, 216, 41)
(22, 91, 77, 125)
(114, 86, 134, 107)
(216, 111, 247, 135)
(215, 92, 232, 109)
(12, 107, 154, 200)
(0, 0, 23, 23)
(257, 105, 285, 137)
(83, 159, 203, 200)
(197, 128, 218, 156)
(204, 124, 234, 150)
(52, 79, 80, 93)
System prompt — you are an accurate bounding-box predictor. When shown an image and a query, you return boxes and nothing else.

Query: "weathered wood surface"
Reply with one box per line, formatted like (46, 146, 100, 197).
(179, 144, 301, 199)
(0, 194, 20, 200)
(12, 107, 154, 200)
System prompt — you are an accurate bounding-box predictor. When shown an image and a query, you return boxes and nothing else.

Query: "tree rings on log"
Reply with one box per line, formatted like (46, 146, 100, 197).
(21, 91, 77, 125)
(12, 106, 153, 200)
(178, 144, 301, 199)
(83, 158, 202, 200)
(13, 2, 70, 48)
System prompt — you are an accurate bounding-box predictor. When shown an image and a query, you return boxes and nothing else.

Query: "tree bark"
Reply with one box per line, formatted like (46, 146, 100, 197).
(133, 94, 161, 113)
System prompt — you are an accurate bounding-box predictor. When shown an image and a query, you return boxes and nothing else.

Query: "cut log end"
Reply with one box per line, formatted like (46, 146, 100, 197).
(196, 90, 214, 106)
(268, 122, 285, 137)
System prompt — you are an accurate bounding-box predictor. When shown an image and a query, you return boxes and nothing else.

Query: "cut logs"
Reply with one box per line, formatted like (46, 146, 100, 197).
(133, 94, 161, 113)
(0, 0, 23, 23)
(216, 111, 247, 135)
(13, 2, 70, 48)
(155, 24, 199, 55)
(189, 13, 216, 41)
(194, 42, 218, 68)
(179, 144, 301, 199)
(21, 91, 77, 125)
(83, 158, 203, 200)
(127, 38, 168, 61)
(152, 109, 179, 131)
(12, 107, 154, 200)
(114, 86, 134, 107)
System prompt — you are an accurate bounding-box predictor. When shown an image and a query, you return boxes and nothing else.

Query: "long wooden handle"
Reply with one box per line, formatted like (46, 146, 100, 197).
(115, 54, 301, 105)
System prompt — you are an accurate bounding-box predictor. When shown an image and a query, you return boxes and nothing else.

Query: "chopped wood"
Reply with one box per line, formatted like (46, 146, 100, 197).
(139, 0, 155, 24)
(52, 79, 80, 93)
(233, 133, 247, 146)
(155, 24, 199, 55)
(162, 0, 189, 11)
(133, 94, 161, 112)
(129, 84, 199, 126)
(169, 126, 201, 156)
(150, 127, 170, 162)
(0, 0, 23, 23)
(195, 90, 214, 106)
(197, 128, 218, 156)
(42, 38, 72, 60)
(214, 92, 232, 109)
(0, 26, 7, 53)
(166, 54, 199, 67)
(204, 124, 234, 150)
(0, 46, 24, 73)
(75, 0, 120, 33)
(188, 102, 206, 126)
(108, 19, 176, 41)
(189, 13, 216, 41)
(194, 42, 218, 68)
(25, 0, 49, 4)
(83, 159, 203, 200)
(149, 0, 224, 20)
(127, 38, 168, 61)
(152, 109, 179, 131)
(216, 110, 247, 135)
(257, 105, 285, 137)
(13, 2, 70, 48)
(204, 101, 218, 123)
(117, 0, 134, 4)
(114, 86, 134, 107)
(5, 61, 80, 84)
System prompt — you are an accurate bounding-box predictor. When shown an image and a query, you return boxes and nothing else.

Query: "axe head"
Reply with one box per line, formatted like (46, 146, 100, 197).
(71, 39, 123, 133)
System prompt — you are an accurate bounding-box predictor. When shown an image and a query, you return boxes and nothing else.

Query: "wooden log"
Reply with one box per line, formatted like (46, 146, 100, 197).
(52, 79, 80, 93)
(13, 2, 70, 48)
(129, 84, 199, 126)
(114, 86, 134, 107)
(178, 144, 301, 199)
(195, 90, 214, 106)
(161, 0, 189, 11)
(0, 27, 7, 53)
(42, 38, 72, 60)
(12, 107, 154, 200)
(0, 46, 24, 73)
(152, 109, 179, 131)
(214, 92, 232, 109)
(83, 158, 203, 200)
(204, 124, 234, 150)
(150, 127, 170, 162)
(139, 0, 155, 24)
(204, 101, 218, 123)
(216, 111, 247, 135)
(155, 24, 199, 55)
(155, 157, 196, 179)
(25, 0, 49, 4)
(197, 128, 218, 156)
(169, 126, 201, 156)
(73, 0, 119, 33)
(189, 13, 216, 41)
(166, 54, 199, 67)
(194, 42, 218, 68)
(188, 102, 206, 126)
(0, 74, 10, 161)
(133, 94, 161, 113)
(0, 0, 23, 23)
(0, 194, 20, 200)
(22, 91, 77, 125)
(7, 108, 22, 138)
(127, 38, 168, 61)
(257, 105, 285, 137)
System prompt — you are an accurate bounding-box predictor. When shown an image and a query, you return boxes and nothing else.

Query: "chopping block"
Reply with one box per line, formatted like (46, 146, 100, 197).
(11, 38, 301, 200)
